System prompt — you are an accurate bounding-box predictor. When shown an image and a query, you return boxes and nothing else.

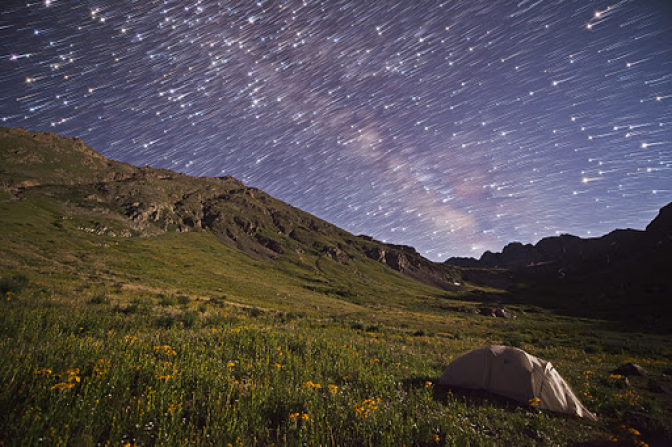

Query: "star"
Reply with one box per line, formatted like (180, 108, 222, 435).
(0, 0, 670, 260)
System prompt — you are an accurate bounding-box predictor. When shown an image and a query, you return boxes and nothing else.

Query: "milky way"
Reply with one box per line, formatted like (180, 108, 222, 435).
(2, 0, 671, 259)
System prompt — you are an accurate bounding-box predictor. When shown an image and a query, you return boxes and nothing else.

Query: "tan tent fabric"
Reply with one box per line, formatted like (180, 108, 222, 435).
(439, 345, 597, 421)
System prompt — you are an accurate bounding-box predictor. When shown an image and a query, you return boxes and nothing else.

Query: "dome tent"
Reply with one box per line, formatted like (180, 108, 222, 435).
(439, 345, 597, 421)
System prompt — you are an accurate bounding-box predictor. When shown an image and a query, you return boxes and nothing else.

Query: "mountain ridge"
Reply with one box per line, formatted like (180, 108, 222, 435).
(446, 202, 671, 274)
(3, 126, 671, 328)
(0, 126, 464, 293)
(447, 202, 672, 329)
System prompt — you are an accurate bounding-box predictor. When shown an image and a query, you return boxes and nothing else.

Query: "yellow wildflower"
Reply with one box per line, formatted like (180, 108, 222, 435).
(51, 383, 75, 390)
(303, 381, 322, 389)
(154, 345, 176, 356)
(226, 362, 236, 368)
(425, 381, 433, 388)
(528, 397, 541, 406)
(627, 427, 641, 436)
(328, 384, 338, 394)
(432, 434, 440, 443)
(353, 398, 380, 418)
(288, 412, 310, 423)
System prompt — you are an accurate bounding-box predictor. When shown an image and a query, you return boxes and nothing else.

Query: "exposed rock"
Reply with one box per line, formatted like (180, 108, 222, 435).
(365, 247, 387, 263)
(323, 245, 351, 262)
(494, 307, 514, 319)
(479, 307, 497, 317)
(612, 363, 648, 377)
(255, 234, 285, 254)
(478, 306, 515, 319)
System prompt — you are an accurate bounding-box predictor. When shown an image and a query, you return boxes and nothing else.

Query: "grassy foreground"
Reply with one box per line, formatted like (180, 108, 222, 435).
(1, 127, 671, 445)
(1, 272, 670, 446)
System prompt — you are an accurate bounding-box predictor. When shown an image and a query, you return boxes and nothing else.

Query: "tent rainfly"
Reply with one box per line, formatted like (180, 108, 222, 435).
(439, 345, 597, 421)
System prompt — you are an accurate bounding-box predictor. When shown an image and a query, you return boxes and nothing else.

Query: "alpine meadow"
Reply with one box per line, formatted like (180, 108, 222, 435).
(1, 127, 671, 446)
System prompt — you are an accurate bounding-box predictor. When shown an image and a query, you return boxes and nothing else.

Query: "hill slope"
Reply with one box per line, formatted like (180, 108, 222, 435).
(0, 126, 483, 316)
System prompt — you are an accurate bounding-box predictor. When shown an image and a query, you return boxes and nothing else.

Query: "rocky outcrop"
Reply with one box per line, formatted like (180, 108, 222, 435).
(365, 247, 414, 272)
(478, 306, 515, 319)
(323, 245, 352, 262)
(364, 244, 460, 290)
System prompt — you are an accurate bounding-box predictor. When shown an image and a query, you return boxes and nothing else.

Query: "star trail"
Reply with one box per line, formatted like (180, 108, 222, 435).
(2, 0, 671, 260)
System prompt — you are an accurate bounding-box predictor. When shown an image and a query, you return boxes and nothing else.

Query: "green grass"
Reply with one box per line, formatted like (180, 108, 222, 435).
(0, 281, 664, 446)
(1, 196, 671, 445)
(2, 127, 671, 445)
(0, 188, 464, 318)
(1, 271, 671, 446)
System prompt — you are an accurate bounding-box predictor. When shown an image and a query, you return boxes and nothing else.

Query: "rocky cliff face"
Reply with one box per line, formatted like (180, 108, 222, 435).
(364, 243, 462, 290)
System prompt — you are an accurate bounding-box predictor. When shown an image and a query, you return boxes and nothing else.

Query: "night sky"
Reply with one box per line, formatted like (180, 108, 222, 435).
(2, 1, 671, 260)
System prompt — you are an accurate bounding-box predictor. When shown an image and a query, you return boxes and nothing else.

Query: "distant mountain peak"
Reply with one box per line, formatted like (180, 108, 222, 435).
(446, 203, 671, 274)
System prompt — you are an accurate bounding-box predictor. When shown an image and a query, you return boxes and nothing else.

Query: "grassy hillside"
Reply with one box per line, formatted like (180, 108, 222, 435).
(1, 127, 671, 445)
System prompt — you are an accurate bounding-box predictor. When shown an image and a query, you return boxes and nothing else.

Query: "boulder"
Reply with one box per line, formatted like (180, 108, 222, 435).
(611, 363, 647, 377)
